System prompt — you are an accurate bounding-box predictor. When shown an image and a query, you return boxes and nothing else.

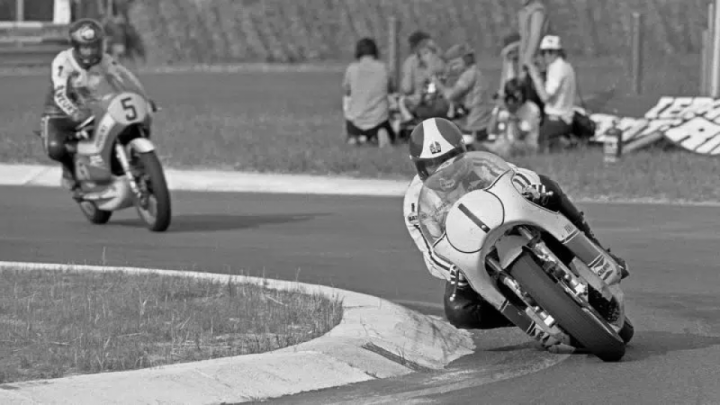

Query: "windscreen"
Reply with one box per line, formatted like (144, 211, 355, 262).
(417, 152, 512, 245)
(75, 64, 147, 107)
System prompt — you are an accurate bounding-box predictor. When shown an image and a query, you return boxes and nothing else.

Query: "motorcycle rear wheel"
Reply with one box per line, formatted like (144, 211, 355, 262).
(510, 252, 626, 362)
(77, 201, 112, 225)
(134, 151, 172, 232)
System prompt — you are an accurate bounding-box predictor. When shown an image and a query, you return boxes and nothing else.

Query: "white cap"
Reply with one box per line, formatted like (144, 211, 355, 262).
(539, 35, 563, 51)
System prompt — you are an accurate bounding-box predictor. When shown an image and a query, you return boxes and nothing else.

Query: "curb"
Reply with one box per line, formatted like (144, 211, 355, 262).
(0, 262, 475, 405)
(1, 163, 410, 197)
(2, 163, 720, 207)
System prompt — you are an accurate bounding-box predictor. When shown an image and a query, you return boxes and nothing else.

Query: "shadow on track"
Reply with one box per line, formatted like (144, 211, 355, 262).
(620, 331, 720, 362)
(111, 213, 330, 233)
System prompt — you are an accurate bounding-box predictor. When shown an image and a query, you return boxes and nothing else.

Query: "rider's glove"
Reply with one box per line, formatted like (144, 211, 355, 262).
(522, 184, 554, 206)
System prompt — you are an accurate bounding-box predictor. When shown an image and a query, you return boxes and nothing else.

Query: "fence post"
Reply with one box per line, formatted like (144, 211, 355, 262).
(708, 1, 717, 97)
(706, 2, 717, 97)
(15, 0, 24, 22)
(711, 0, 720, 97)
(388, 16, 400, 90)
(702, 29, 709, 95)
(630, 12, 643, 95)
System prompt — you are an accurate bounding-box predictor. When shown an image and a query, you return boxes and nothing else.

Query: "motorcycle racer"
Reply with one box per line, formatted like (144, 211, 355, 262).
(402, 117, 629, 331)
(39, 18, 152, 197)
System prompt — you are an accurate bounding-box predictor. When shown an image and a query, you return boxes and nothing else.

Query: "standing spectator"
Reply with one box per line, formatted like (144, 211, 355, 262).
(517, 0, 551, 113)
(431, 44, 493, 143)
(518, 0, 551, 74)
(525, 35, 576, 151)
(497, 32, 521, 98)
(342, 37, 395, 147)
(398, 31, 446, 121)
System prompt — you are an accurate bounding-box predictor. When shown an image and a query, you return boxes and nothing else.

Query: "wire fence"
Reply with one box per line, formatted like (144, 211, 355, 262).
(125, 0, 704, 64)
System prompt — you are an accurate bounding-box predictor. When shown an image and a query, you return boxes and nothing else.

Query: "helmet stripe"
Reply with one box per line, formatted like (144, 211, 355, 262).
(419, 118, 458, 158)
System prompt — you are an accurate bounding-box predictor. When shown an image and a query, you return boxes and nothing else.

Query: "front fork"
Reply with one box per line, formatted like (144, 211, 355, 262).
(517, 227, 592, 304)
(516, 226, 624, 329)
(115, 143, 143, 201)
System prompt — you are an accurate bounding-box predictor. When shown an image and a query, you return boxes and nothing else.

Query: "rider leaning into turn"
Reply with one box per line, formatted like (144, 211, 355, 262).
(403, 117, 629, 331)
(40, 18, 149, 197)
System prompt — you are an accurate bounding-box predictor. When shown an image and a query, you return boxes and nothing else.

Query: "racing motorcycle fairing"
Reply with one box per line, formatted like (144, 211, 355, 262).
(416, 152, 626, 341)
(70, 65, 156, 212)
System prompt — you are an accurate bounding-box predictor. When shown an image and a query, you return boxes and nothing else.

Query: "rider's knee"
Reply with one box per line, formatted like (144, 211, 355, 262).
(45, 138, 67, 162)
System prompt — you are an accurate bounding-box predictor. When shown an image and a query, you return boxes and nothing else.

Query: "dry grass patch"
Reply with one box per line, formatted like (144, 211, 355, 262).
(0, 268, 343, 384)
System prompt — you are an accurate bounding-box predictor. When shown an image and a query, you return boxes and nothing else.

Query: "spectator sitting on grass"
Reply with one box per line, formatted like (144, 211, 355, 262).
(430, 43, 493, 144)
(342, 37, 395, 147)
(525, 35, 576, 151)
(483, 78, 541, 157)
(397, 31, 446, 122)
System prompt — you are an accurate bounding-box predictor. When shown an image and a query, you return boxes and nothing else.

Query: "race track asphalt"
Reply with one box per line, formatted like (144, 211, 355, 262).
(2, 186, 720, 405)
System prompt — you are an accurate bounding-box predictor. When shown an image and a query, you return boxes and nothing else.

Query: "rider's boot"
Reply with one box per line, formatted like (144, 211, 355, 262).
(60, 160, 82, 200)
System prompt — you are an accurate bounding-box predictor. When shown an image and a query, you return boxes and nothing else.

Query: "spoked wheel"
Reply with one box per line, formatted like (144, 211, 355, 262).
(509, 253, 626, 362)
(77, 200, 112, 224)
(132, 151, 172, 232)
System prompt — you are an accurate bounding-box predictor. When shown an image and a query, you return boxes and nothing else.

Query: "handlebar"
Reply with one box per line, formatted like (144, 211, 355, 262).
(75, 115, 95, 131)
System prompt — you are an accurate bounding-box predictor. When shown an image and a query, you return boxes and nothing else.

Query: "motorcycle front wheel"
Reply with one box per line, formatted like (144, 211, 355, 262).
(134, 151, 172, 232)
(509, 252, 626, 362)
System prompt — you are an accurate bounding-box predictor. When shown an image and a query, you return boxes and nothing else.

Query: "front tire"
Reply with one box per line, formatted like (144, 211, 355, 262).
(78, 201, 112, 225)
(619, 318, 634, 344)
(134, 151, 171, 232)
(509, 253, 626, 362)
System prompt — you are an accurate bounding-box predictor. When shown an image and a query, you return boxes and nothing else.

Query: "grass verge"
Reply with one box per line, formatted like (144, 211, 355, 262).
(0, 59, 716, 201)
(0, 268, 343, 384)
(514, 148, 720, 203)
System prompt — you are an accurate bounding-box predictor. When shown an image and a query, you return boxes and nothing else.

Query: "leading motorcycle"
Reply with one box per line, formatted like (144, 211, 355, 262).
(417, 151, 633, 362)
(61, 68, 171, 232)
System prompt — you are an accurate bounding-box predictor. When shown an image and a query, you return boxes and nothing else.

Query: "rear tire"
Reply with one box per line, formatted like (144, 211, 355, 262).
(135, 151, 171, 232)
(509, 253, 626, 362)
(78, 201, 112, 225)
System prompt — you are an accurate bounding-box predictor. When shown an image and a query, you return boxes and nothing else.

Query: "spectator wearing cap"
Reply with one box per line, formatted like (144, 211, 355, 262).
(525, 35, 576, 150)
(398, 31, 446, 120)
(342, 37, 395, 147)
(431, 43, 493, 143)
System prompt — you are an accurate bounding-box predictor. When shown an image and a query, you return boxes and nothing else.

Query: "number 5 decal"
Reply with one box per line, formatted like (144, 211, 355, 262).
(121, 96, 137, 120)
